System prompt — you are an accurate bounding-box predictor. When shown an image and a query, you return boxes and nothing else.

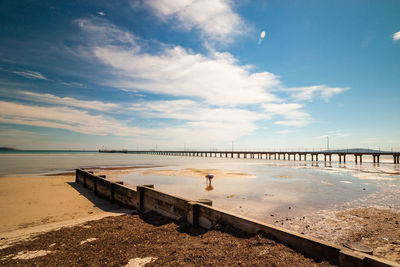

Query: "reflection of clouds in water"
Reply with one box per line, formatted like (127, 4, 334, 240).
(119, 156, 399, 223)
(321, 180, 333, 186)
(352, 173, 397, 181)
(286, 160, 400, 183)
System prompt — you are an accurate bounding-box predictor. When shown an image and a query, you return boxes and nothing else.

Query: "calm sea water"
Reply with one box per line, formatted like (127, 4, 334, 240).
(1, 151, 399, 223)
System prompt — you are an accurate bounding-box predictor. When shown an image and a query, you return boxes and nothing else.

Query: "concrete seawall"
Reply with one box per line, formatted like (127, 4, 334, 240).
(75, 168, 398, 267)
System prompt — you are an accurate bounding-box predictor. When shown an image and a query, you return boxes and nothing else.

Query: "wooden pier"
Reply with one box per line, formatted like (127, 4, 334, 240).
(99, 150, 400, 164)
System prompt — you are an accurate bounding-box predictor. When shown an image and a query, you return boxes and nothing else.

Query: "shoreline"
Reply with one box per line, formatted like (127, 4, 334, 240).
(0, 165, 164, 178)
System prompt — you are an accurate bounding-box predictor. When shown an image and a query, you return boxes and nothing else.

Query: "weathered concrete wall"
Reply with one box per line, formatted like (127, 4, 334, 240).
(76, 168, 137, 208)
(95, 177, 113, 200)
(113, 183, 137, 208)
(75, 169, 397, 267)
(140, 186, 191, 220)
(85, 173, 95, 191)
(75, 170, 85, 184)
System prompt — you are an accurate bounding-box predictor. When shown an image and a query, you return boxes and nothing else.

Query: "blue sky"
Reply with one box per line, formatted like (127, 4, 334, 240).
(0, 0, 399, 150)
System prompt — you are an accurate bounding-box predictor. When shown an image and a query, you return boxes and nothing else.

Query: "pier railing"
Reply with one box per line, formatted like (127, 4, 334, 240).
(99, 149, 400, 164)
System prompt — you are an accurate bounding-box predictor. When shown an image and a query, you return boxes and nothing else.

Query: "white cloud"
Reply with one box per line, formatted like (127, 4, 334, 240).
(75, 18, 139, 49)
(70, 18, 350, 146)
(129, 99, 265, 122)
(0, 101, 141, 136)
(10, 70, 47, 80)
(145, 0, 247, 44)
(262, 103, 310, 127)
(276, 129, 296, 134)
(393, 31, 400, 41)
(94, 45, 281, 106)
(287, 85, 349, 102)
(59, 81, 87, 88)
(143, 120, 257, 148)
(0, 127, 47, 137)
(20, 91, 120, 111)
(77, 18, 348, 108)
(128, 99, 265, 145)
(98, 11, 105, 16)
(0, 127, 48, 149)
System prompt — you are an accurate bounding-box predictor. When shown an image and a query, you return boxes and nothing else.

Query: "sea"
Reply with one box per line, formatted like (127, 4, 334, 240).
(1, 150, 399, 223)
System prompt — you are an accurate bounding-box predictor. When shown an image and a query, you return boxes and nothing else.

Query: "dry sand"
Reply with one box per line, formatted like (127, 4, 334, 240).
(144, 168, 256, 179)
(0, 174, 124, 235)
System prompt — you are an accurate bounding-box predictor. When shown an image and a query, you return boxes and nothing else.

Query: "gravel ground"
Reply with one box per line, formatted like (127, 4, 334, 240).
(0, 212, 334, 266)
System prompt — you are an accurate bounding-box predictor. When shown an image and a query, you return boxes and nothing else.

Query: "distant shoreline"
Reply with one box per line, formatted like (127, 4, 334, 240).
(0, 150, 98, 153)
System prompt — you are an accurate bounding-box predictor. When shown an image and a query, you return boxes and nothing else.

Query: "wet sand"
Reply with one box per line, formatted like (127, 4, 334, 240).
(276, 207, 400, 263)
(138, 166, 400, 264)
(144, 168, 256, 179)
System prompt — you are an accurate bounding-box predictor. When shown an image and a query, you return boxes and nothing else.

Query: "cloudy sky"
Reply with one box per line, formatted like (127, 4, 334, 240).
(0, 0, 399, 150)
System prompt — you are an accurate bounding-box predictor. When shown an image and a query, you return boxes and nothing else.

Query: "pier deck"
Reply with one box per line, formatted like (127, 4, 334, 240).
(99, 150, 400, 164)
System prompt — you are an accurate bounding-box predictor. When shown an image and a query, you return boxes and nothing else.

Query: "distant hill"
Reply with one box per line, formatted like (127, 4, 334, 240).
(0, 147, 19, 151)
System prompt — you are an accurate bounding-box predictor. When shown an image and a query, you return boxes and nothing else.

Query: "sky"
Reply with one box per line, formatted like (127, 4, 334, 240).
(0, 0, 399, 151)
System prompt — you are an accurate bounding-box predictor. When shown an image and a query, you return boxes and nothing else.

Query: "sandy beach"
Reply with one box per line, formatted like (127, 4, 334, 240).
(1, 167, 399, 265)
(0, 174, 124, 235)
(0, 170, 333, 266)
(0, 167, 254, 236)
